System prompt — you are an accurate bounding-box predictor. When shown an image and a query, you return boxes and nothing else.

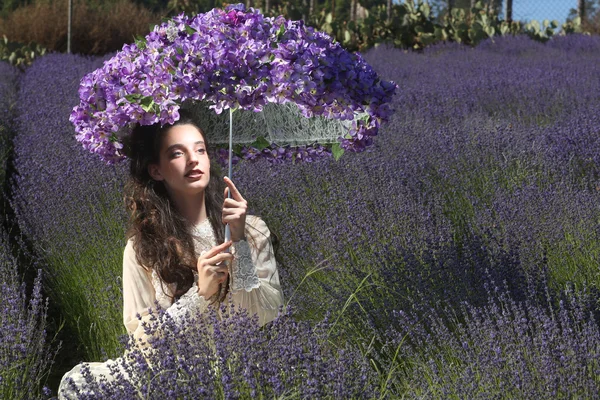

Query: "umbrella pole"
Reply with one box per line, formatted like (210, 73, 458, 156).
(218, 109, 234, 301)
(224, 108, 233, 244)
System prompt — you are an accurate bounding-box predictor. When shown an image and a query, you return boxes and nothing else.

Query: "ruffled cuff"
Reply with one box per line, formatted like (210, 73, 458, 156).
(231, 239, 260, 293)
(165, 283, 209, 325)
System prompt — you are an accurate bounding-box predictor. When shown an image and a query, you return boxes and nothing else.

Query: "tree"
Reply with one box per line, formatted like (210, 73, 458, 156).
(568, 0, 600, 19)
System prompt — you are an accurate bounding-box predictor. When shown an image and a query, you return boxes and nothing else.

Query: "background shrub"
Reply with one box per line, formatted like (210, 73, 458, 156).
(0, 0, 160, 55)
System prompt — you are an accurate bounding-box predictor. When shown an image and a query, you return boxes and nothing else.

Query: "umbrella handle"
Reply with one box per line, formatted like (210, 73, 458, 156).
(224, 108, 234, 251)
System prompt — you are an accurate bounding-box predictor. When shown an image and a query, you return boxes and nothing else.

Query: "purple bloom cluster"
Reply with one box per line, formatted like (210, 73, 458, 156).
(61, 305, 378, 399)
(69, 4, 397, 164)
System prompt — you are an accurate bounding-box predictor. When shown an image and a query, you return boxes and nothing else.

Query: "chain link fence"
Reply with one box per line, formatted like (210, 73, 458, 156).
(502, 0, 582, 24)
(434, 1, 600, 32)
(507, 0, 599, 32)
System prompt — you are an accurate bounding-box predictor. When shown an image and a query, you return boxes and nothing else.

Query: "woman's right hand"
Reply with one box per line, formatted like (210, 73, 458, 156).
(196, 241, 233, 299)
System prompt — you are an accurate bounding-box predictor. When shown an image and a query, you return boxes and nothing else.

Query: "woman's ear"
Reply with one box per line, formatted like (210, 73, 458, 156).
(148, 164, 164, 181)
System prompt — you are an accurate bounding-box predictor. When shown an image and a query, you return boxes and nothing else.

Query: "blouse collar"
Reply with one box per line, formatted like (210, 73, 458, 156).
(191, 218, 213, 237)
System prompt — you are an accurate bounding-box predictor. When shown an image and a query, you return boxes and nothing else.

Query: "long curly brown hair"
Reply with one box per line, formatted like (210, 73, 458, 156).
(121, 110, 229, 302)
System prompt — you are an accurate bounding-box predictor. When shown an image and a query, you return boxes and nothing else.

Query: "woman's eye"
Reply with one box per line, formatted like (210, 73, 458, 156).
(197, 148, 206, 154)
(171, 151, 183, 158)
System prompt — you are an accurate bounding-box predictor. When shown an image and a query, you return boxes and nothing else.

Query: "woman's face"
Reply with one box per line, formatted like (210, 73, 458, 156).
(148, 123, 210, 197)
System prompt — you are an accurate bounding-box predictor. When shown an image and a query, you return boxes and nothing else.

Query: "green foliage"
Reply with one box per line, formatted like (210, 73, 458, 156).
(523, 19, 560, 43)
(562, 16, 586, 34)
(0, 35, 46, 69)
(315, 0, 592, 52)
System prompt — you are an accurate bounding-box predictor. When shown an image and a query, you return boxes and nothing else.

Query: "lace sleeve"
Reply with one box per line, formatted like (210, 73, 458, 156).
(165, 274, 210, 325)
(231, 239, 260, 293)
(229, 216, 284, 327)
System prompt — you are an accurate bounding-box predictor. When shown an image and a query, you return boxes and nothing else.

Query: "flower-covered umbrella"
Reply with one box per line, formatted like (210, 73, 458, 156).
(70, 4, 397, 242)
(70, 4, 397, 167)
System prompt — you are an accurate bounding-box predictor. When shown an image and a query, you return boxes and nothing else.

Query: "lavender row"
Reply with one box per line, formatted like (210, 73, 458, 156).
(10, 53, 129, 365)
(236, 33, 600, 300)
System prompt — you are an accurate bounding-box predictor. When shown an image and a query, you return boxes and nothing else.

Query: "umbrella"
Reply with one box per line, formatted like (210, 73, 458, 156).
(70, 3, 397, 241)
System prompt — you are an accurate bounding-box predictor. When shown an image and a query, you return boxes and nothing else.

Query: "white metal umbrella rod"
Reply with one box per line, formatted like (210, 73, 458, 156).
(224, 108, 233, 245)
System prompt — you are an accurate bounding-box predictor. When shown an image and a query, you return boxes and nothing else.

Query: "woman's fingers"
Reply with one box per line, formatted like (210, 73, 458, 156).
(222, 197, 246, 210)
(198, 252, 233, 270)
(223, 176, 245, 202)
(207, 252, 234, 266)
(200, 241, 232, 260)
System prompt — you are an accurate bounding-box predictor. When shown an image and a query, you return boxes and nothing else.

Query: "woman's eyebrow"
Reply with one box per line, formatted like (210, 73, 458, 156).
(165, 141, 205, 153)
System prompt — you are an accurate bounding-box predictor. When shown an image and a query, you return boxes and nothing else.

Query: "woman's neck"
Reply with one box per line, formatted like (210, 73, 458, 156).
(169, 190, 207, 226)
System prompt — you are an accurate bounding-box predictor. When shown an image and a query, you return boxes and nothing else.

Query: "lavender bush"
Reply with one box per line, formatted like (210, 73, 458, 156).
(382, 281, 600, 398)
(60, 305, 377, 399)
(234, 33, 600, 311)
(0, 226, 57, 399)
(10, 53, 129, 363)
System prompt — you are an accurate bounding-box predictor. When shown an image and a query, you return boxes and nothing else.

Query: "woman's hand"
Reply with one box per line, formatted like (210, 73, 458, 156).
(222, 176, 247, 242)
(196, 241, 233, 299)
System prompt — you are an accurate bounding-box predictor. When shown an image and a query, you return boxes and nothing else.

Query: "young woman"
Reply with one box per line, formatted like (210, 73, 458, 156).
(58, 111, 284, 398)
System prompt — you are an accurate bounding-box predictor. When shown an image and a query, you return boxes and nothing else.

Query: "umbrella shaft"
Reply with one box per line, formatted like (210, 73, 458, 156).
(224, 108, 233, 250)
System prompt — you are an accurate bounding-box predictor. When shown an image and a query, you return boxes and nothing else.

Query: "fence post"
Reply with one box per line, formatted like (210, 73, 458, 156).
(67, 0, 72, 54)
(386, 0, 391, 22)
(505, 0, 512, 22)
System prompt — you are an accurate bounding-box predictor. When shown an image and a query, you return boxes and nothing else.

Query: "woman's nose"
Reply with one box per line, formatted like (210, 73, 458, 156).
(188, 151, 199, 164)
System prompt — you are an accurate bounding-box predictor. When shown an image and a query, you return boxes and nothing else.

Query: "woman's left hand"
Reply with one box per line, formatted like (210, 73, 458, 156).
(222, 176, 247, 242)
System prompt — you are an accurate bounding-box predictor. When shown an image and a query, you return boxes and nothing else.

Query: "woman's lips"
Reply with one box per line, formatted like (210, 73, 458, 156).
(185, 170, 203, 179)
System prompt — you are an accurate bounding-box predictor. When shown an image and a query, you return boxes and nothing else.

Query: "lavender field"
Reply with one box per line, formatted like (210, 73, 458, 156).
(2, 34, 600, 398)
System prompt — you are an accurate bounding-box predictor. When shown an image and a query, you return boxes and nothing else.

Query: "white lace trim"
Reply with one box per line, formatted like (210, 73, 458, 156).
(166, 283, 209, 324)
(191, 219, 217, 256)
(150, 268, 209, 326)
(191, 218, 214, 238)
(231, 239, 260, 293)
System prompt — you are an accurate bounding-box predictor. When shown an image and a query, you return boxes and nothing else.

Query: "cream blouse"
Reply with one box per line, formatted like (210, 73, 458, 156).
(122, 215, 284, 346)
